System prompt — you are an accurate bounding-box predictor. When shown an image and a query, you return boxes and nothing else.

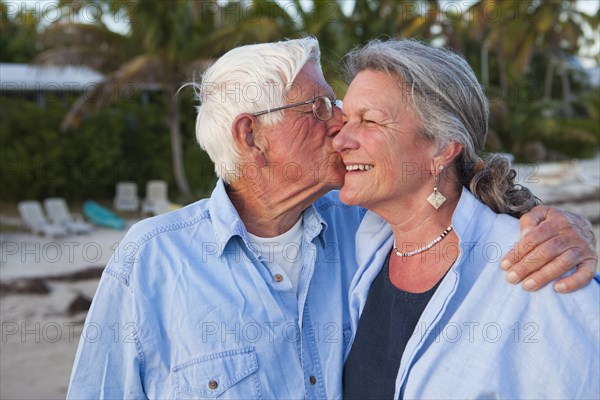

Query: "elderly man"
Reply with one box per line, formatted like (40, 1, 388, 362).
(67, 38, 596, 399)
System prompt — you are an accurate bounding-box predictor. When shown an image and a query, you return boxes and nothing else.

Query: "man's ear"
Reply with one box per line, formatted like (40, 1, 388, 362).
(434, 141, 462, 168)
(232, 114, 266, 167)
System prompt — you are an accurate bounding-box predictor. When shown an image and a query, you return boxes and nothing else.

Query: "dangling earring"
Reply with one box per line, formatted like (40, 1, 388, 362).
(427, 165, 446, 209)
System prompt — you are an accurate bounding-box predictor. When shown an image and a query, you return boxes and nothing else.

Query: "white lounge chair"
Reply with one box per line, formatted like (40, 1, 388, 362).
(43, 198, 93, 234)
(18, 201, 67, 238)
(142, 180, 170, 216)
(114, 181, 139, 212)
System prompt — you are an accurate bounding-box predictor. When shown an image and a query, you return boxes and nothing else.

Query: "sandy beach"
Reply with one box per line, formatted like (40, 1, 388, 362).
(1, 228, 128, 399)
(1, 158, 599, 399)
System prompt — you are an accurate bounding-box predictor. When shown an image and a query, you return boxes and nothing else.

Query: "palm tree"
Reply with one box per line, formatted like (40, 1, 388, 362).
(35, 0, 298, 198)
(36, 1, 203, 197)
(489, 0, 597, 116)
(341, 0, 444, 44)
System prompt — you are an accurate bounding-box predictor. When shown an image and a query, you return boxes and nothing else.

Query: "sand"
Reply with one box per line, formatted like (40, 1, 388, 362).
(1, 281, 98, 399)
(1, 158, 598, 399)
(1, 228, 127, 399)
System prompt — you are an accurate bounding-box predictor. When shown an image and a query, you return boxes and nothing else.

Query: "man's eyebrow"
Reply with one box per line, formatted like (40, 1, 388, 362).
(312, 90, 335, 99)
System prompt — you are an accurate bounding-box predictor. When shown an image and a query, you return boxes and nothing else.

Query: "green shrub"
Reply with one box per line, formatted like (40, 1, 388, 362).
(0, 95, 217, 203)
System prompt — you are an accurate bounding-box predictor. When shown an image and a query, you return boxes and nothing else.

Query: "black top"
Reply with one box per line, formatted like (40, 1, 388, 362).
(343, 252, 442, 400)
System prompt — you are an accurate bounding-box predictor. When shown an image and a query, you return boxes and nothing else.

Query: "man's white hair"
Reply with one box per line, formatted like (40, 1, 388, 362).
(195, 37, 321, 183)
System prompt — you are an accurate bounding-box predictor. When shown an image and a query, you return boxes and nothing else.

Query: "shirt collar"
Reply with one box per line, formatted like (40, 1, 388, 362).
(208, 179, 329, 257)
(356, 187, 489, 264)
(207, 179, 251, 257)
(451, 187, 492, 246)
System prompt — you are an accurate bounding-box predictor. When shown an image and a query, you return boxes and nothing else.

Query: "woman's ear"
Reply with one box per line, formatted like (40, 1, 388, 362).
(434, 142, 462, 168)
(232, 114, 266, 167)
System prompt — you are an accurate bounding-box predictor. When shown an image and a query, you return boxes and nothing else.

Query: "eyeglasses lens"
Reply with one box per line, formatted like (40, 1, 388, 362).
(314, 96, 332, 121)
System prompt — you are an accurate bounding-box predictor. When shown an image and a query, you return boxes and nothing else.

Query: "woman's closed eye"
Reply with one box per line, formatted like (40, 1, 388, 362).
(362, 118, 380, 127)
(361, 111, 386, 126)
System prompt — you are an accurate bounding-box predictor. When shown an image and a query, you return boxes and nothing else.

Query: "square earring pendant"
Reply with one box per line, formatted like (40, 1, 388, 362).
(427, 190, 446, 209)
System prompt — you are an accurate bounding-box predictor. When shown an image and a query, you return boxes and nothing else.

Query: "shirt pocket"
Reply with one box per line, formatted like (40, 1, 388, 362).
(173, 346, 261, 399)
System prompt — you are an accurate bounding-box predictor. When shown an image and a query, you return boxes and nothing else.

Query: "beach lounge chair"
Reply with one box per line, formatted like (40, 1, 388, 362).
(43, 198, 93, 234)
(17, 200, 67, 238)
(114, 181, 139, 212)
(141, 180, 170, 216)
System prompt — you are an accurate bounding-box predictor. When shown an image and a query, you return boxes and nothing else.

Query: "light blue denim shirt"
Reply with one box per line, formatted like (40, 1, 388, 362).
(67, 180, 365, 399)
(348, 187, 600, 399)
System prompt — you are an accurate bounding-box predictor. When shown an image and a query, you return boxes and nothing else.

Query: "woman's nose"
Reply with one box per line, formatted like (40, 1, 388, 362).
(332, 121, 358, 153)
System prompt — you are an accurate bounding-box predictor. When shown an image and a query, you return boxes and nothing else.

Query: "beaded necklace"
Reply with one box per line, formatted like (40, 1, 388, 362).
(393, 226, 453, 257)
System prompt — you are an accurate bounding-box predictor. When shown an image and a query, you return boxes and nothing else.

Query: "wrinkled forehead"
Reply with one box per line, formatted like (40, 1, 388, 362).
(346, 70, 410, 107)
(349, 68, 409, 92)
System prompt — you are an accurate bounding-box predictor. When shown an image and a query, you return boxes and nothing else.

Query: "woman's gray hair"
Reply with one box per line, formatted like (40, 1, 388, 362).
(344, 39, 538, 217)
(194, 37, 321, 183)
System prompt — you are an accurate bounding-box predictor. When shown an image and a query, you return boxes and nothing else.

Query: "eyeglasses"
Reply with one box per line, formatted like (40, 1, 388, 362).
(252, 95, 341, 121)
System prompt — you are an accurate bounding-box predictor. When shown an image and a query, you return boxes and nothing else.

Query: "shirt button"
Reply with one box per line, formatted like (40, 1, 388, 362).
(274, 274, 283, 282)
(309, 375, 316, 385)
(208, 380, 218, 390)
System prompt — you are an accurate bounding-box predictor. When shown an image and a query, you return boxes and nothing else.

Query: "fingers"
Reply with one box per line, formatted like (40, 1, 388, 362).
(500, 217, 557, 272)
(518, 205, 550, 237)
(553, 261, 597, 293)
(509, 246, 591, 291)
(502, 234, 598, 292)
(500, 205, 598, 293)
(503, 234, 580, 288)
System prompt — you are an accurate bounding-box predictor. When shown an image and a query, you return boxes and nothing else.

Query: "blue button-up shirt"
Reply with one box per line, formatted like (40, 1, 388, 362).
(67, 180, 365, 399)
(348, 188, 600, 399)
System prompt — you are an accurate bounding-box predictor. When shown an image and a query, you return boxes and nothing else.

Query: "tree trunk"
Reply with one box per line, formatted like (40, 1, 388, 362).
(167, 86, 192, 198)
(495, 44, 507, 97)
(559, 58, 573, 118)
(481, 39, 489, 87)
(543, 55, 554, 101)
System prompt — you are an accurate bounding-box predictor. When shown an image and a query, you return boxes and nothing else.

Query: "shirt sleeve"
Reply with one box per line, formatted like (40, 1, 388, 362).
(66, 268, 147, 399)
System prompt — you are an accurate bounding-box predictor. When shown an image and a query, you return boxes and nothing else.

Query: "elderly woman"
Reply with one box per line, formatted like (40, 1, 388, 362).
(334, 39, 599, 399)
